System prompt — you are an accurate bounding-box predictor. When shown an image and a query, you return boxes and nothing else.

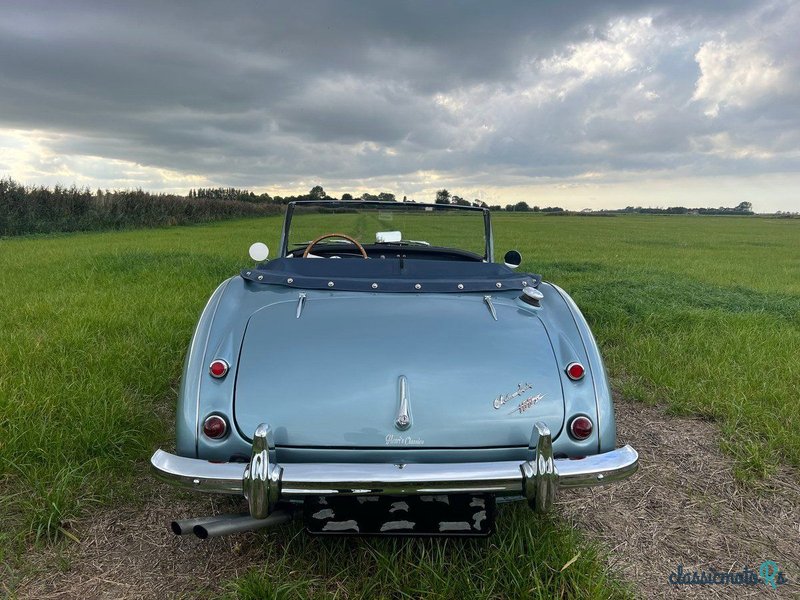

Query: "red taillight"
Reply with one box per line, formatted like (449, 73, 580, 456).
(203, 415, 228, 439)
(209, 359, 229, 378)
(569, 416, 593, 440)
(566, 362, 585, 381)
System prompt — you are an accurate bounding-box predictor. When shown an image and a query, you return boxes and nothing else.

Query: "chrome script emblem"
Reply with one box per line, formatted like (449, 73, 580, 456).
(395, 375, 411, 430)
(385, 434, 424, 446)
(508, 393, 545, 415)
(493, 383, 533, 409)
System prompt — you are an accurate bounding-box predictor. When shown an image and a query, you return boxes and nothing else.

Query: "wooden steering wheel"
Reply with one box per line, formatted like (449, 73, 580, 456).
(302, 232, 368, 258)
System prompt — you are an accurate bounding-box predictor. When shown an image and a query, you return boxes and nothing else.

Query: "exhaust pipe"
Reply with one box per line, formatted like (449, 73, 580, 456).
(193, 509, 293, 539)
(171, 515, 236, 536)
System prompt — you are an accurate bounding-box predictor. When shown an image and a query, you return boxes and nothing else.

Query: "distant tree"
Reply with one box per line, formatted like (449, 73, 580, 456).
(377, 192, 396, 202)
(435, 189, 451, 204)
(514, 201, 530, 212)
(309, 185, 326, 201)
(341, 193, 353, 201)
(505, 204, 515, 211)
(735, 201, 753, 213)
(360, 192, 379, 202)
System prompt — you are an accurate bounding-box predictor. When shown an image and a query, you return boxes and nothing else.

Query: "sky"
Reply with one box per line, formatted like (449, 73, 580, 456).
(0, 1, 798, 212)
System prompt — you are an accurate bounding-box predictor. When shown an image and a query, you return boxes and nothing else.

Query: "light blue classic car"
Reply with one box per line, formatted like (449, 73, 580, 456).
(151, 201, 638, 538)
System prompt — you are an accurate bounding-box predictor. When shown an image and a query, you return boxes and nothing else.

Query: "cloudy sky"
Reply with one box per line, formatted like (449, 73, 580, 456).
(1, 1, 798, 211)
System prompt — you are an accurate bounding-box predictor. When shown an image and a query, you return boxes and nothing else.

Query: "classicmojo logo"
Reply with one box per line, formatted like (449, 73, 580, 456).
(668, 562, 788, 589)
(385, 434, 424, 446)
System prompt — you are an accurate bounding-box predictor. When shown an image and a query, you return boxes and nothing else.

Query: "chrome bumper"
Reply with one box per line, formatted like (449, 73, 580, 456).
(151, 422, 638, 518)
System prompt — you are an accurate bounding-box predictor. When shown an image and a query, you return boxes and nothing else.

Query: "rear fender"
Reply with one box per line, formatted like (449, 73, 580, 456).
(175, 277, 234, 457)
(544, 282, 616, 453)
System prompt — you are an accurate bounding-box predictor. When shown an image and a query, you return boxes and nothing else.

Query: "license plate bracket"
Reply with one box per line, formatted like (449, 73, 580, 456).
(304, 494, 496, 536)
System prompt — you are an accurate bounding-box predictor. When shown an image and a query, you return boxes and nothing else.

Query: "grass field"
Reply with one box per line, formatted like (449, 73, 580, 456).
(1, 213, 798, 597)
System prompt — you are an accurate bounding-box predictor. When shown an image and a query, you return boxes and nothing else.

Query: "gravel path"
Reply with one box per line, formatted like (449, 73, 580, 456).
(14, 396, 800, 599)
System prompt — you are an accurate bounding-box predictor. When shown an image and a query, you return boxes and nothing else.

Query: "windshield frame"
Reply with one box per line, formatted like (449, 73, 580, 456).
(279, 200, 494, 262)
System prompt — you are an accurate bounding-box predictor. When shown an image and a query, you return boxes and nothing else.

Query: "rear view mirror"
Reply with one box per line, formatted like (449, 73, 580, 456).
(376, 230, 402, 243)
(504, 250, 522, 269)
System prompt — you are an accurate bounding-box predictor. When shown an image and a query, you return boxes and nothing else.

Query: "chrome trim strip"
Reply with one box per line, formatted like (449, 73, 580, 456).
(151, 449, 245, 494)
(555, 444, 639, 487)
(151, 444, 638, 505)
(395, 375, 411, 430)
(296, 292, 307, 319)
(279, 461, 522, 496)
(483, 295, 498, 320)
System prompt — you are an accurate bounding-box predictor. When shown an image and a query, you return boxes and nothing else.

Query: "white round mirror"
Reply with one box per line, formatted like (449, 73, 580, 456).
(248, 242, 269, 262)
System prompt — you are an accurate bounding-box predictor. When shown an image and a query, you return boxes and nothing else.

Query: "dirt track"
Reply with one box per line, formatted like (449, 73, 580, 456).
(562, 395, 800, 598)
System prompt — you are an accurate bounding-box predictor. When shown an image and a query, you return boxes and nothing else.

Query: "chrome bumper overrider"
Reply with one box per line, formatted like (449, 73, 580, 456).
(151, 422, 638, 519)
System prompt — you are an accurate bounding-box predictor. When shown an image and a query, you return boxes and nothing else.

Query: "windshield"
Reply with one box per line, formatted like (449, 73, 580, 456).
(284, 202, 489, 258)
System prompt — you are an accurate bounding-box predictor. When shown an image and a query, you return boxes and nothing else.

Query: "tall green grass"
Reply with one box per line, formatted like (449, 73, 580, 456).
(1, 213, 797, 596)
(494, 214, 800, 479)
(225, 506, 629, 599)
(0, 222, 278, 556)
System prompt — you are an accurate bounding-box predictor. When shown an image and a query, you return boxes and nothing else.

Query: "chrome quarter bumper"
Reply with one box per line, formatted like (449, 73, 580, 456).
(150, 422, 638, 519)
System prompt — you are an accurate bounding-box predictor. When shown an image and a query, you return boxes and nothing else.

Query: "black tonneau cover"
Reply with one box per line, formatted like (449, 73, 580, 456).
(241, 257, 540, 293)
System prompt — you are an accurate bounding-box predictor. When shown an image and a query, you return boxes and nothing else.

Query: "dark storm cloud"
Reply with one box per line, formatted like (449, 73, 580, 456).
(0, 0, 797, 196)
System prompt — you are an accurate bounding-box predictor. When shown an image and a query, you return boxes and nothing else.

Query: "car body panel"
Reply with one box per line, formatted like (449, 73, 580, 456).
(175, 279, 611, 463)
(233, 293, 566, 448)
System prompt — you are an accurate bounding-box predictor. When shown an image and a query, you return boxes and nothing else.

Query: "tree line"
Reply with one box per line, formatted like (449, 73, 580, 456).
(0, 178, 280, 237)
(188, 185, 403, 205)
(225, 186, 754, 215)
(0, 177, 762, 238)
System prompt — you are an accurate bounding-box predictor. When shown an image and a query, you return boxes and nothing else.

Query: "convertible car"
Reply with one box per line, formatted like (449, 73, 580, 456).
(151, 200, 638, 538)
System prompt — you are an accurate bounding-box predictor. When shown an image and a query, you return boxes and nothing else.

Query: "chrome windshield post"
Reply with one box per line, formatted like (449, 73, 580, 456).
(483, 207, 493, 262)
(521, 421, 558, 513)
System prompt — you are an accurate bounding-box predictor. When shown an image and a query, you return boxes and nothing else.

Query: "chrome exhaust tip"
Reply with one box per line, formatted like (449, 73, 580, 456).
(171, 515, 233, 536)
(193, 509, 293, 539)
